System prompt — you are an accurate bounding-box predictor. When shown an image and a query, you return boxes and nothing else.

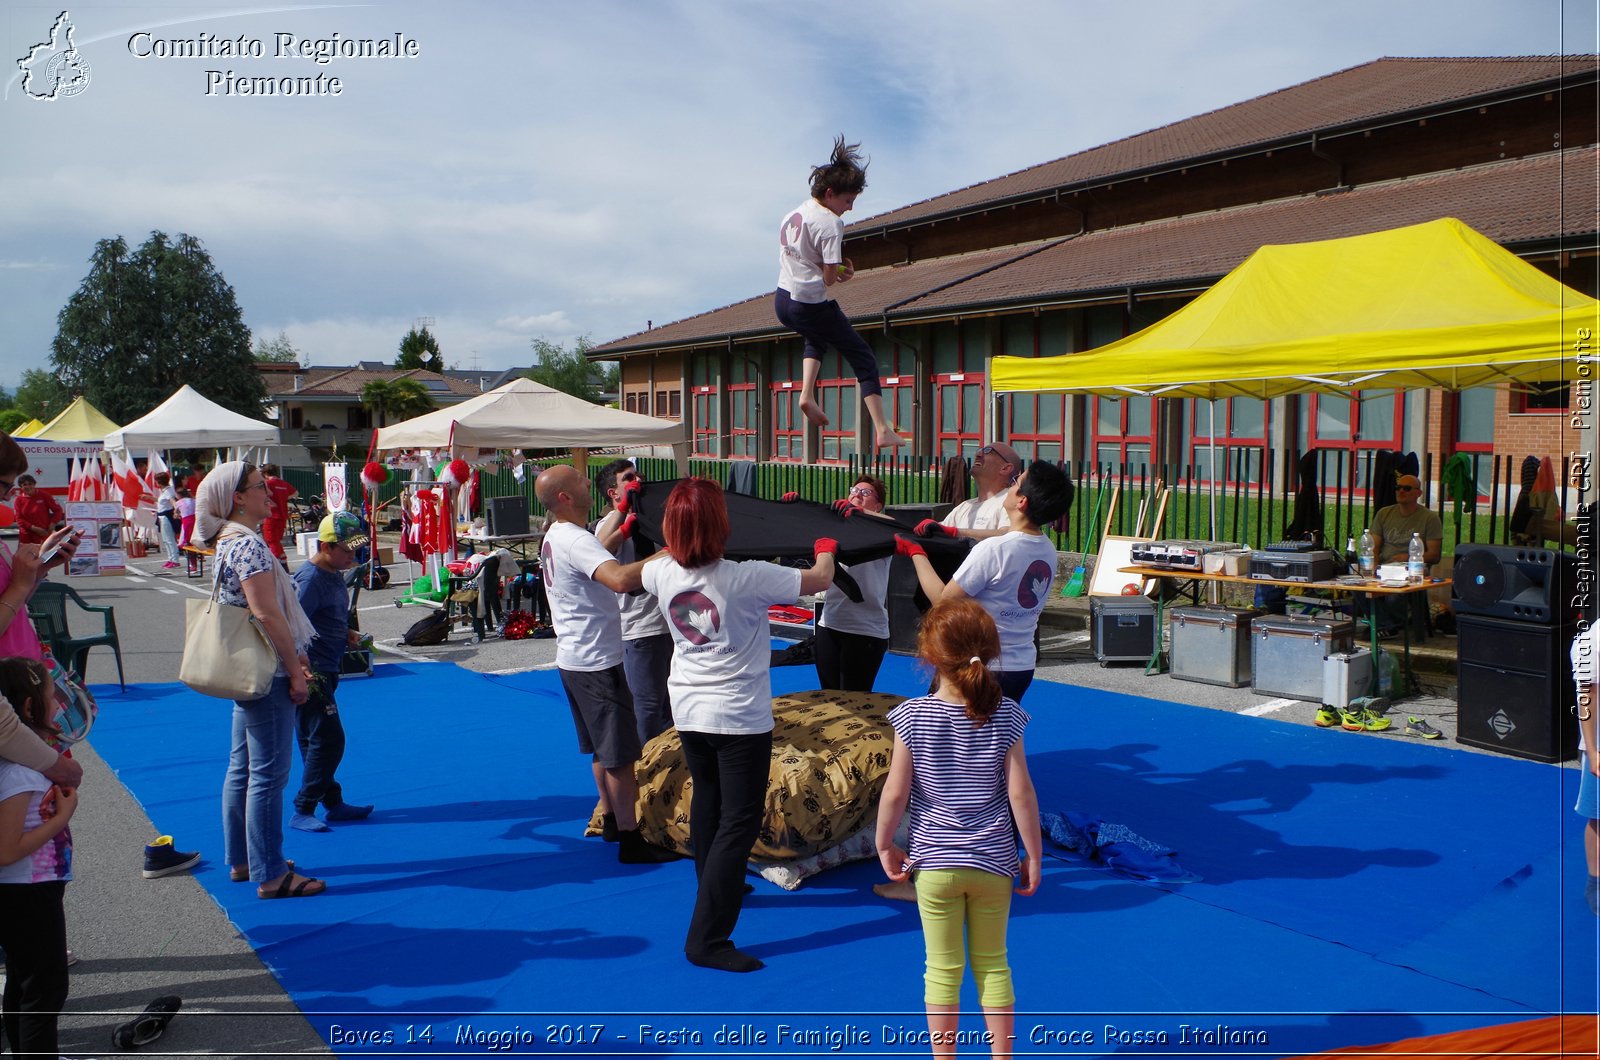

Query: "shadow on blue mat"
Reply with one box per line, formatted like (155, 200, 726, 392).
(88, 658, 1595, 1056)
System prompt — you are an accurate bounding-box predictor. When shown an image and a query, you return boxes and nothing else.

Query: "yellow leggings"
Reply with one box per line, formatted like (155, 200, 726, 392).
(914, 867, 1015, 1007)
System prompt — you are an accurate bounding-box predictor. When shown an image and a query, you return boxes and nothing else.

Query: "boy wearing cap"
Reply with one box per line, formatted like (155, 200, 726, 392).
(288, 513, 375, 833)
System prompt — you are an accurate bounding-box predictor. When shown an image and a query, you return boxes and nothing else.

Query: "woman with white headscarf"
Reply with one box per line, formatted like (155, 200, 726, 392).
(194, 461, 326, 899)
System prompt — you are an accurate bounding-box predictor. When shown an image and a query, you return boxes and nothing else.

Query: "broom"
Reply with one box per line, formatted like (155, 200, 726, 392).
(1061, 475, 1107, 597)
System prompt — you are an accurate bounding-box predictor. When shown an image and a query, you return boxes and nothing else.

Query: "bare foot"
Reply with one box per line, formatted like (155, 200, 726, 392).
(799, 397, 830, 428)
(872, 879, 917, 903)
(874, 426, 907, 449)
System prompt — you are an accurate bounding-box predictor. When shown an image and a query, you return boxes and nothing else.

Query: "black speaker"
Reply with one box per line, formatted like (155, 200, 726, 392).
(885, 555, 927, 656)
(485, 495, 530, 538)
(1455, 613, 1578, 762)
(1451, 543, 1578, 624)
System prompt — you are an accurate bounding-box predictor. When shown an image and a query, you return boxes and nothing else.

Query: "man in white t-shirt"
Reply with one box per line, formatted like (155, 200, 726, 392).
(594, 459, 672, 744)
(915, 441, 1022, 542)
(535, 464, 676, 865)
(897, 459, 1072, 705)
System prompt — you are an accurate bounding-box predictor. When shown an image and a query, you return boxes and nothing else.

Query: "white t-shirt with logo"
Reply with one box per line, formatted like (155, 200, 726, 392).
(777, 197, 843, 304)
(641, 557, 802, 735)
(943, 493, 1009, 532)
(541, 520, 624, 672)
(818, 556, 890, 639)
(952, 531, 1058, 671)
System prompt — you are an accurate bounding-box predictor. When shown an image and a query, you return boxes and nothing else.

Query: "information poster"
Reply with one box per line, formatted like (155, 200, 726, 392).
(61, 500, 128, 576)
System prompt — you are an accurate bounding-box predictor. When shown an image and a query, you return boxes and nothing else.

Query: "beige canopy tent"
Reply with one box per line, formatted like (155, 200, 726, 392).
(33, 396, 120, 441)
(10, 418, 47, 437)
(991, 217, 1597, 400)
(373, 377, 689, 473)
(105, 385, 280, 452)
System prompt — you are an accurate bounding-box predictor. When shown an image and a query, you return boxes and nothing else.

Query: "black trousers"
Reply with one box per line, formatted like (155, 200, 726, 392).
(677, 729, 772, 957)
(813, 626, 888, 692)
(0, 880, 68, 1060)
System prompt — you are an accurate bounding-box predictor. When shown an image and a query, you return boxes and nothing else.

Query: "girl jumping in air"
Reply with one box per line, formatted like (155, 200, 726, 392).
(876, 598, 1042, 1057)
(775, 135, 904, 450)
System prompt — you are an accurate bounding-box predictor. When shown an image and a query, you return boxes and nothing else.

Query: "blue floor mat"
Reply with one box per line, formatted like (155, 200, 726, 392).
(87, 655, 1597, 1057)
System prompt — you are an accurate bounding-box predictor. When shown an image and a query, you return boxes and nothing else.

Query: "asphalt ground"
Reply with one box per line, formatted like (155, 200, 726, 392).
(22, 547, 1487, 1058)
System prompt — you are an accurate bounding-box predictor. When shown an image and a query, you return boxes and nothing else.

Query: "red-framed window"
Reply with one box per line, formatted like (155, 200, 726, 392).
(1452, 387, 1496, 455)
(726, 355, 759, 459)
(1007, 393, 1066, 464)
(1295, 390, 1404, 491)
(691, 385, 718, 456)
(1093, 396, 1156, 475)
(1510, 381, 1570, 415)
(769, 343, 807, 462)
(770, 382, 803, 461)
(728, 383, 757, 458)
(934, 375, 984, 460)
(815, 349, 856, 462)
(1187, 397, 1268, 486)
(930, 322, 987, 459)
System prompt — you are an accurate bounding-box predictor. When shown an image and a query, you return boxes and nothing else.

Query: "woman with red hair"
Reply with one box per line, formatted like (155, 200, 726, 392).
(640, 478, 838, 973)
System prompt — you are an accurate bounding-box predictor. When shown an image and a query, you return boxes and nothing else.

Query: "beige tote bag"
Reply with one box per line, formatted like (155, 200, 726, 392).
(179, 580, 277, 701)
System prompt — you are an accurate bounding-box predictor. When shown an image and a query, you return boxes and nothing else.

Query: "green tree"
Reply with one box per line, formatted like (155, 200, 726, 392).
(396, 327, 443, 373)
(525, 336, 609, 403)
(13, 367, 69, 422)
(51, 232, 265, 423)
(254, 330, 300, 364)
(0, 409, 29, 434)
(361, 378, 436, 427)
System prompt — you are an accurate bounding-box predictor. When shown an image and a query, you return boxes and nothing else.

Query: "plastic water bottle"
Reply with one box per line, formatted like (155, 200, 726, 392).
(1407, 532, 1425, 583)
(1358, 529, 1376, 578)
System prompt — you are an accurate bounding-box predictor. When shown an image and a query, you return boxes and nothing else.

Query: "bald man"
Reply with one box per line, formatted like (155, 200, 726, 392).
(534, 464, 676, 864)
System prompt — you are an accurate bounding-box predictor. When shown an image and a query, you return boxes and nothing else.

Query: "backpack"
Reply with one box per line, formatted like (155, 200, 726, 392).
(401, 609, 451, 646)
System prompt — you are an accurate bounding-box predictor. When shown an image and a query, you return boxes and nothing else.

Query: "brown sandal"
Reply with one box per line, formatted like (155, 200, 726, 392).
(257, 871, 323, 899)
(232, 859, 291, 883)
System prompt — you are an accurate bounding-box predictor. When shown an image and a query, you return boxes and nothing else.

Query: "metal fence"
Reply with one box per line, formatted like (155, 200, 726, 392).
(287, 446, 1569, 560)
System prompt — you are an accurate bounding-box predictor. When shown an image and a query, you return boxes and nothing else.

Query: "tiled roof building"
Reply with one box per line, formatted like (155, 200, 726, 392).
(591, 55, 1599, 474)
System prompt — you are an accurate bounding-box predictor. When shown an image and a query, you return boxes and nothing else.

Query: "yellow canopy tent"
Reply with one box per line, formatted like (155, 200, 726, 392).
(9, 418, 46, 437)
(991, 217, 1598, 400)
(33, 396, 122, 441)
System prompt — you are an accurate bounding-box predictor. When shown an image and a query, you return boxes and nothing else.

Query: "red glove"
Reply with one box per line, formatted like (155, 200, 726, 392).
(780, 492, 800, 503)
(832, 499, 853, 514)
(813, 538, 838, 561)
(915, 518, 959, 538)
(617, 512, 637, 540)
(617, 479, 643, 514)
(895, 535, 927, 559)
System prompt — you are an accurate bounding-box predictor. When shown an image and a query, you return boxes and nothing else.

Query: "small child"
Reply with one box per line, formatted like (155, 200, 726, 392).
(774, 135, 903, 450)
(875, 598, 1042, 1055)
(176, 486, 196, 548)
(0, 657, 78, 1060)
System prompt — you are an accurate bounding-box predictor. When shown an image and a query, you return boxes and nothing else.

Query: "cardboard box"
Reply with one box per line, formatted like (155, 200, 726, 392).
(376, 546, 395, 565)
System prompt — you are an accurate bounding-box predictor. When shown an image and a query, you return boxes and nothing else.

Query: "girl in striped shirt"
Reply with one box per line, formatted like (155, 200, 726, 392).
(876, 598, 1042, 1054)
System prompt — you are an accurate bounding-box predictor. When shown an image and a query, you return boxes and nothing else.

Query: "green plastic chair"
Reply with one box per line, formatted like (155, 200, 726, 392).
(25, 581, 125, 690)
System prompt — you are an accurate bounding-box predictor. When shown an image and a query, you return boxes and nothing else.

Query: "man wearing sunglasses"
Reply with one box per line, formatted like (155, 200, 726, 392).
(1368, 473, 1442, 641)
(915, 441, 1023, 543)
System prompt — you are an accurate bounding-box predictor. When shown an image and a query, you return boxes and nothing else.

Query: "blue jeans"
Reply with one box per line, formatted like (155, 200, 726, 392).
(622, 633, 673, 745)
(223, 675, 296, 883)
(294, 672, 346, 815)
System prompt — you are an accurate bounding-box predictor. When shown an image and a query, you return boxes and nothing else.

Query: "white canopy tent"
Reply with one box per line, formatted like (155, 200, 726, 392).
(104, 385, 280, 452)
(373, 377, 689, 473)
